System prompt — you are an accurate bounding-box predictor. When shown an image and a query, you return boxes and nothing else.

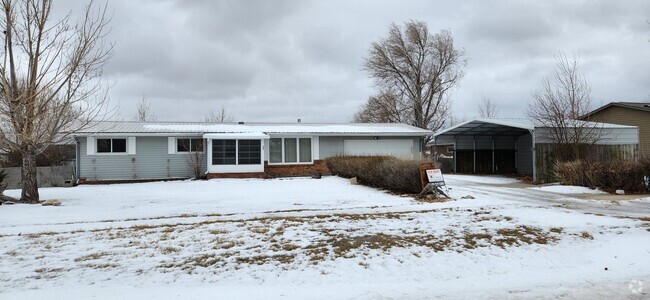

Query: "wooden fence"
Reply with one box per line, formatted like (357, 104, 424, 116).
(534, 143, 638, 183)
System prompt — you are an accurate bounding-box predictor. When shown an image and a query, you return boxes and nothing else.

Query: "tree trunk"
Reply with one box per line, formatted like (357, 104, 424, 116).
(20, 147, 39, 203)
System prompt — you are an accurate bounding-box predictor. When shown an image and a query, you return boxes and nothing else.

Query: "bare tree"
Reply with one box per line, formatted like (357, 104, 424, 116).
(186, 148, 204, 179)
(527, 52, 599, 161)
(134, 95, 157, 122)
(204, 105, 232, 122)
(0, 0, 113, 203)
(353, 90, 403, 123)
(359, 21, 467, 142)
(478, 97, 498, 118)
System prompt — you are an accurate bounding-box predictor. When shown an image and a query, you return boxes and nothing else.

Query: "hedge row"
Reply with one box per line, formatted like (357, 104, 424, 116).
(325, 156, 423, 194)
(554, 158, 650, 194)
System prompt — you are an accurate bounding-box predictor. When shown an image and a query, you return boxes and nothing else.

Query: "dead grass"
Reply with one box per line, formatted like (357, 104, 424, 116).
(74, 251, 109, 262)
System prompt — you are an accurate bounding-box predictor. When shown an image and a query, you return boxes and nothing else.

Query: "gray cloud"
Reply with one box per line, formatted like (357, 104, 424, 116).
(56, 0, 650, 123)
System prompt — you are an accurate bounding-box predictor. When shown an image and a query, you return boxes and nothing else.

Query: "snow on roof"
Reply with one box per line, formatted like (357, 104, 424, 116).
(74, 121, 433, 136)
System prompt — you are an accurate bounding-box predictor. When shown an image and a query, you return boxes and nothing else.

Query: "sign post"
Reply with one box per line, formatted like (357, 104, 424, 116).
(419, 168, 449, 198)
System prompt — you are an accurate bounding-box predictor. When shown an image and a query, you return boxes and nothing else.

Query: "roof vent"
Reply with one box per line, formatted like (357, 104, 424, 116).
(297, 118, 301, 123)
(238, 121, 244, 125)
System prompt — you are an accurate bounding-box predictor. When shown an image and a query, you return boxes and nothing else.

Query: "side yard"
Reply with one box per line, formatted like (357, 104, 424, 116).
(0, 175, 649, 299)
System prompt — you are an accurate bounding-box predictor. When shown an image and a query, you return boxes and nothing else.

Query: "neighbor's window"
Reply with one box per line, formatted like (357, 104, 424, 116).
(238, 140, 261, 165)
(177, 138, 204, 152)
(447, 146, 454, 153)
(97, 138, 127, 153)
(268, 137, 312, 164)
(212, 140, 236, 165)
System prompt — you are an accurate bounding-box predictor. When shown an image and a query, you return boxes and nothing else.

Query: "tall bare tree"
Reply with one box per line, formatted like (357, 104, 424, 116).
(0, 0, 112, 203)
(353, 90, 403, 123)
(204, 105, 232, 122)
(358, 21, 466, 142)
(527, 52, 599, 161)
(134, 95, 157, 122)
(478, 97, 498, 118)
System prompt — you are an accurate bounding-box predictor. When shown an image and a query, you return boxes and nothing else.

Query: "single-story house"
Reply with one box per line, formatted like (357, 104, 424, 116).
(432, 118, 639, 183)
(581, 102, 650, 157)
(73, 121, 432, 182)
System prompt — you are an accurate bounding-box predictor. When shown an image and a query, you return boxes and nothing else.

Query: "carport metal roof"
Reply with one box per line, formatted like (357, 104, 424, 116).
(434, 118, 533, 137)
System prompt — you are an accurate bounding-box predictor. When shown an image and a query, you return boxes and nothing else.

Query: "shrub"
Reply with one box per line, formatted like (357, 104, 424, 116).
(325, 156, 425, 194)
(555, 159, 650, 194)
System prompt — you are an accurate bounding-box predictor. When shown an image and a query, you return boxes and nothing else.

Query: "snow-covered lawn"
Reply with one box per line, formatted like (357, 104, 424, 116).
(0, 175, 649, 299)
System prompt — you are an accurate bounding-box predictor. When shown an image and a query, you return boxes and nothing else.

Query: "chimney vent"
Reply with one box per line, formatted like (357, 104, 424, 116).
(297, 119, 302, 123)
(238, 121, 244, 125)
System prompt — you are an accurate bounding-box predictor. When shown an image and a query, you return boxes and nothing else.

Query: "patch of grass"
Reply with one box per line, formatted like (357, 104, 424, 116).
(236, 254, 296, 265)
(74, 251, 109, 262)
(550, 227, 564, 234)
(161, 247, 180, 254)
(209, 229, 228, 235)
(580, 232, 594, 240)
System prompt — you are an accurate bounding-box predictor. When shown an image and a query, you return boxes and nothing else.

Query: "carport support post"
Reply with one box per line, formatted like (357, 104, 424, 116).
(491, 136, 495, 174)
(453, 135, 457, 173)
(473, 136, 476, 173)
(529, 129, 537, 183)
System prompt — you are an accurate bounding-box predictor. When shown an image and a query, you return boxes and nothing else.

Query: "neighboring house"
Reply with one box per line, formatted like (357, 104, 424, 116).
(433, 118, 639, 183)
(581, 102, 650, 157)
(73, 121, 432, 182)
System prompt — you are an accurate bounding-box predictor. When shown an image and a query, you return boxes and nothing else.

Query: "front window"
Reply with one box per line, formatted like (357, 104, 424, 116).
(212, 140, 236, 165)
(97, 138, 127, 153)
(269, 138, 282, 163)
(212, 139, 262, 166)
(177, 138, 204, 152)
(269, 137, 312, 164)
(238, 140, 261, 165)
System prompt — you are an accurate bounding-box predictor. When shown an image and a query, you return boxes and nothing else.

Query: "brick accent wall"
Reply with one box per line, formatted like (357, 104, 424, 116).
(207, 172, 267, 179)
(265, 160, 331, 178)
(205, 160, 331, 179)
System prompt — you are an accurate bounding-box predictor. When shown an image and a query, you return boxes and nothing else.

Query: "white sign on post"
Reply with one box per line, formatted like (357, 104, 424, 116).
(426, 169, 444, 183)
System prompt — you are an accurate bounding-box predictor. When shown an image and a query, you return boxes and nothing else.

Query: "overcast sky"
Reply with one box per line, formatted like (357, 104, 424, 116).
(59, 0, 650, 123)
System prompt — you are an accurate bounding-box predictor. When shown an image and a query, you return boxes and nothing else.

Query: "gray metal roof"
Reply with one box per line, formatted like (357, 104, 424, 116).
(435, 118, 636, 137)
(73, 121, 433, 136)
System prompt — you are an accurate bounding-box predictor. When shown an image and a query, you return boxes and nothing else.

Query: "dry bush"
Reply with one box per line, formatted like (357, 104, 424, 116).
(555, 159, 650, 194)
(325, 156, 424, 194)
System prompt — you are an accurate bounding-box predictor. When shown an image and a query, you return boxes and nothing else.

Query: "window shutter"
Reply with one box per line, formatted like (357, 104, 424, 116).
(128, 137, 136, 155)
(87, 137, 95, 155)
(168, 137, 175, 154)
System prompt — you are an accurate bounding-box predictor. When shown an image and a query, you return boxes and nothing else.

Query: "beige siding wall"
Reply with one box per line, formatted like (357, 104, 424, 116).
(588, 106, 650, 157)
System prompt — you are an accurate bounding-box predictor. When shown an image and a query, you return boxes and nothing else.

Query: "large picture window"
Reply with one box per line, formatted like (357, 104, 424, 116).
(268, 137, 312, 164)
(238, 140, 261, 165)
(269, 138, 282, 163)
(212, 139, 262, 166)
(97, 138, 127, 153)
(177, 138, 204, 152)
(212, 140, 236, 165)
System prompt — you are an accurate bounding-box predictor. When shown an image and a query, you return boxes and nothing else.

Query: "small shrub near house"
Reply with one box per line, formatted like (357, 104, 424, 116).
(555, 158, 650, 194)
(325, 156, 424, 194)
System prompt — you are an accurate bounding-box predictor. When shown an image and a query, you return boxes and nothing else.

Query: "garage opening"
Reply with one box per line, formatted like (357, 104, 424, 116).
(432, 119, 533, 177)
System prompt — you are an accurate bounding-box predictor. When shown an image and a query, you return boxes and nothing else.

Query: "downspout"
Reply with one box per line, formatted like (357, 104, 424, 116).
(75, 137, 80, 180)
(529, 129, 536, 183)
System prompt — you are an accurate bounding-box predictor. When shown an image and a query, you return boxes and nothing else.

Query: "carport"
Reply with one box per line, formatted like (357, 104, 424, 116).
(432, 119, 536, 181)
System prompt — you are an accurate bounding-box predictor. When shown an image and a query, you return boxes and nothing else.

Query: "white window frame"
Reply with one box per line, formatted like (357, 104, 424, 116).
(175, 137, 206, 154)
(207, 138, 265, 173)
(268, 136, 314, 165)
(95, 137, 130, 156)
